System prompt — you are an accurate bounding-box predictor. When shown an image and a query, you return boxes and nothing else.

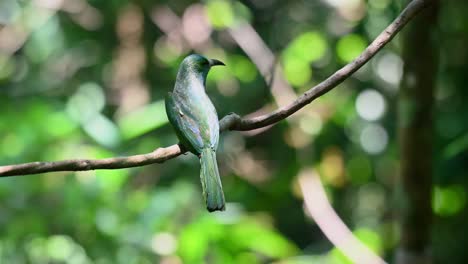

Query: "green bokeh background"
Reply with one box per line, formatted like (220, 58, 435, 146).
(0, 0, 467, 263)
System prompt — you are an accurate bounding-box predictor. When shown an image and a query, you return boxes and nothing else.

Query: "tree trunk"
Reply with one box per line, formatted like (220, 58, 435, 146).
(396, 1, 439, 264)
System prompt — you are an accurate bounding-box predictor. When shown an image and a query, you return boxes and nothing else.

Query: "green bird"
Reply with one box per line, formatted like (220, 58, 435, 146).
(165, 54, 226, 212)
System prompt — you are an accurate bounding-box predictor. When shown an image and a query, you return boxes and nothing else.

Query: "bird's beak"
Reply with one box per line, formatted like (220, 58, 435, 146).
(208, 59, 225, 67)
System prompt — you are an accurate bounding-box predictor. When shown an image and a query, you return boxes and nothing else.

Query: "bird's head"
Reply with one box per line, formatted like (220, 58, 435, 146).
(178, 54, 225, 81)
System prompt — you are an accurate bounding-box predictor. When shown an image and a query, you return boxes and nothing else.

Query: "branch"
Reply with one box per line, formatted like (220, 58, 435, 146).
(231, 0, 431, 131)
(0, 0, 431, 177)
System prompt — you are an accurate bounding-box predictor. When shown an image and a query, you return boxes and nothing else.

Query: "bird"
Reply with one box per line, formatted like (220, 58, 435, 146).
(165, 54, 226, 212)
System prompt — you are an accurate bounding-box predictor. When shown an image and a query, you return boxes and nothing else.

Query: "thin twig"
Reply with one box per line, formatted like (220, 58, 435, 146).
(0, 0, 431, 177)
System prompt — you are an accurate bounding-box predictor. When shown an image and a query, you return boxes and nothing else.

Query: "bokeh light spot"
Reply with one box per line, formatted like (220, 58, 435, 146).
(154, 37, 184, 66)
(151, 232, 178, 256)
(83, 114, 121, 147)
(283, 57, 311, 87)
(337, 34, 367, 63)
(95, 209, 118, 235)
(284, 31, 328, 63)
(360, 124, 388, 154)
(432, 185, 466, 216)
(355, 89, 386, 121)
(299, 113, 323, 135)
(374, 52, 403, 85)
(320, 147, 345, 187)
(47, 235, 75, 261)
(229, 55, 257, 82)
(24, 15, 63, 63)
(205, 0, 235, 28)
(182, 4, 212, 46)
(282, 31, 328, 86)
(66, 82, 105, 123)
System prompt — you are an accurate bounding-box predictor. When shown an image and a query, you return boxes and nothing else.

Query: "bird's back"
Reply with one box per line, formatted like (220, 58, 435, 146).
(165, 54, 225, 212)
(167, 75, 219, 154)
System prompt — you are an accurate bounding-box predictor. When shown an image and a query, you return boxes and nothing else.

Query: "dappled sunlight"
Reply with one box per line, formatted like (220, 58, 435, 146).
(322, 0, 370, 24)
(116, 100, 168, 140)
(432, 184, 467, 216)
(151, 232, 178, 256)
(282, 31, 328, 87)
(373, 52, 403, 87)
(320, 147, 346, 188)
(25, 235, 91, 263)
(0, 0, 466, 263)
(356, 89, 386, 121)
(360, 123, 388, 154)
(337, 34, 368, 63)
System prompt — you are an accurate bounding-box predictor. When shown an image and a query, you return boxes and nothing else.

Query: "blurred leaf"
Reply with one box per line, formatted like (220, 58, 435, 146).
(67, 82, 106, 123)
(432, 184, 466, 216)
(329, 247, 352, 264)
(206, 0, 234, 28)
(118, 100, 168, 140)
(346, 155, 372, 184)
(83, 114, 121, 148)
(0, 54, 15, 81)
(95, 208, 119, 235)
(328, 228, 382, 264)
(206, 0, 251, 29)
(79, 146, 129, 193)
(43, 111, 78, 138)
(234, 252, 259, 264)
(0, 133, 26, 158)
(353, 228, 383, 254)
(178, 216, 221, 262)
(230, 219, 298, 258)
(443, 133, 468, 159)
(336, 34, 367, 63)
(24, 15, 63, 63)
(284, 31, 327, 63)
(282, 31, 327, 87)
(283, 57, 311, 87)
(96, 169, 129, 194)
(1, 0, 467, 262)
(229, 55, 257, 82)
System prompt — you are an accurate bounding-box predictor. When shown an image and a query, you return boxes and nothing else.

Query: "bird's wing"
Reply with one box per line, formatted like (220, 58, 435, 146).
(178, 92, 219, 150)
(207, 104, 219, 149)
(165, 92, 204, 153)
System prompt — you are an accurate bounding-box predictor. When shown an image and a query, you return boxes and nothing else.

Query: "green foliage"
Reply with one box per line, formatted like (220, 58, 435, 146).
(329, 228, 382, 264)
(205, 0, 251, 29)
(282, 31, 327, 87)
(336, 34, 367, 63)
(433, 185, 466, 216)
(118, 100, 168, 140)
(0, 0, 467, 263)
(229, 55, 257, 83)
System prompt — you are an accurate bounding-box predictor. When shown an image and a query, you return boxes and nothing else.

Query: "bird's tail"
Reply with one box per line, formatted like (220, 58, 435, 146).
(200, 148, 225, 212)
